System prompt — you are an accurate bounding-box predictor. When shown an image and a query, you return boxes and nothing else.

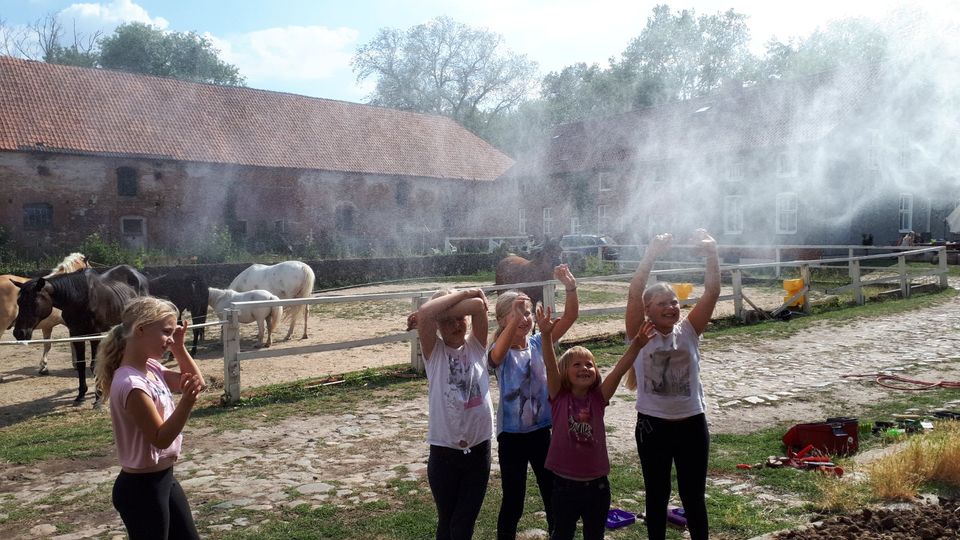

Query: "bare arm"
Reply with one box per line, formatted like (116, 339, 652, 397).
(686, 230, 720, 335)
(548, 264, 579, 342)
(415, 289, 488, 359)
(626, 233, 673, 338)
(601, 321, 654, 401)
(537, 305, 562, 400)
(489, 296, 528, 367)
(162, 320, 205, 392)
(126, 374, 203, 449)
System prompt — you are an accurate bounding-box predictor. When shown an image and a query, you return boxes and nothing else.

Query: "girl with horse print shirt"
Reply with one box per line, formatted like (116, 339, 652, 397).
(410, 287, 493, 540)
(489, 264, 579, 539)
(94, 296, 206, 540)
(538, 304, 651, 540)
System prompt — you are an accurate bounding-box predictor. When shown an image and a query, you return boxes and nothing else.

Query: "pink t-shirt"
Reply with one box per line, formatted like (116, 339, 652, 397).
(545, 386, 610, 480)
(109, 359, 181, 470)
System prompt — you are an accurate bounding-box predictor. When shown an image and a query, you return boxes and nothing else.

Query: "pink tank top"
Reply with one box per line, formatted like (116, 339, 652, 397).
(109, 359, 181, 470)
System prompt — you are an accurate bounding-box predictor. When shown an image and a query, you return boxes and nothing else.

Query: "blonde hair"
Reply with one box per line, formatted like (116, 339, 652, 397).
(493, 290, 530, 342)
(557, 346, 600, 392)
(625, 282, 676, 391)
(95, 296, 179, 403)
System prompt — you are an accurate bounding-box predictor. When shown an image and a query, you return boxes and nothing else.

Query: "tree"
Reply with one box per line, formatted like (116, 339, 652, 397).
(99, 22, 244, 85)
(758, 19, 888, 80)
(352, 16, 538, 136)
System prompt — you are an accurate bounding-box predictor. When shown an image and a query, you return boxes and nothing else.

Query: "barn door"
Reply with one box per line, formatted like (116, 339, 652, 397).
(120, 216, 146, 250)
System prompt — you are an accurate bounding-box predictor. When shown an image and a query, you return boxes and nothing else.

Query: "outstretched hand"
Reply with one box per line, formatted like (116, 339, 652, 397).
(536, 304, 557, 335)
(553, 264, 577, 290)
(172, 320, 189, 350)
(634, 320, 656, 349)
(179, 373, 205, 404)
(406, 312, 418, 331)
(647, 233, 673, 259)
(691, 228, 717, 257)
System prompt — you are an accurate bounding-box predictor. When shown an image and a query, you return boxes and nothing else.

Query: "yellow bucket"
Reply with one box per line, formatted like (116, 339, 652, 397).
(671, 282, 694, 301)
(782, 278, 804, 307)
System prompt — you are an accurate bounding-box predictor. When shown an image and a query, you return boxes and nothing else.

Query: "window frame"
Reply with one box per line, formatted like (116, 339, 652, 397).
(898, 193, 913, 232)
(598, 172, 612, 192)
(518, 208, 527, 235)
(775, 192, 798, 235)
(542, 207, 553, 235)
(724, 195, 744, 235)
(23, 202, 53, 230)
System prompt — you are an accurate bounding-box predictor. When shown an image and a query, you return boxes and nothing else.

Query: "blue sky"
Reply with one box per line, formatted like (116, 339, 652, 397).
(3, 0, 928, 103)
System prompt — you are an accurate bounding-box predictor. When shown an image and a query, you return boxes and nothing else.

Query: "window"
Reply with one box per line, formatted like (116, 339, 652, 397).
(725, 160, 743, 182)
(335, 204, 355, 232)
(23, 203, 52, 230)
(598, 205, 610, 233)
(865, 131, 882, 170)
(518, 208, 527, 235)
(598, 172, 612, 192)
(543, 207, 553, 235)
(776, 192, 798, 234)
(899, 194, 913, 232)
(776, 151, 798, 178)
(274, 220, 286, 234)
(570, 216, 581, 234)
(121, 217, 144, 235)
(116, 167, 138, 196)
(724, 196, 743, 235)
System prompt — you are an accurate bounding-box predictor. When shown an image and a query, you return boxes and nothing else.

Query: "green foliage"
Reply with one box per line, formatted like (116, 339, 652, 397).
(98, 22, 244, 85)
(352, 16, 538, 138)
(79, 232, 144, 267)
(758, 18, 887, 80)
(192, 226, 245, 264)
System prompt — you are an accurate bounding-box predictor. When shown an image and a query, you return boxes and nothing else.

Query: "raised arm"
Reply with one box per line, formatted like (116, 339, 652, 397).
(489, 296, 529, 367)
(686, 229, 720, 335)
(129, 371, 203, 450)
(414, 288, 488, 359)
(162, 320, 206, 393)
(537, 305, 562, 400)
(625, 233, 673, 338)
(601, 321, 654, 401)
(548, 264, 579, 342)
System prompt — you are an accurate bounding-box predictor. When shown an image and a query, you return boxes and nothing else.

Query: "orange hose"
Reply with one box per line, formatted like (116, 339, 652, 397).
(842, 373, 960, 391)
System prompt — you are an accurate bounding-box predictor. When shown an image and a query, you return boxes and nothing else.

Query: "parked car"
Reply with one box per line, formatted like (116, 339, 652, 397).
(559, 234, 620, 261)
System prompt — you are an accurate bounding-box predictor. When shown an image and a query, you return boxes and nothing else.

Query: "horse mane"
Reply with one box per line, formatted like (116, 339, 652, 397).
(45, 253, 88, 278)
(44, 271, 92, 307)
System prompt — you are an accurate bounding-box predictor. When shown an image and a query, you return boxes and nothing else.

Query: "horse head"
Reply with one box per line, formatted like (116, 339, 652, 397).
(12, 277, 54, 340)
(533, 237, 563, 270)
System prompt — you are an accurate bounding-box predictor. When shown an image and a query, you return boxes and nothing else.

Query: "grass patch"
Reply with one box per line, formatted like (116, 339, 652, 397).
(0, 409, 112, 464)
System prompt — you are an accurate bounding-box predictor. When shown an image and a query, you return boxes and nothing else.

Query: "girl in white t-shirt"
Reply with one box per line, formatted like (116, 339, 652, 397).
(624, 230, 719, 540)
(94, 296, 206, 540)
(410, 287, 493, 540)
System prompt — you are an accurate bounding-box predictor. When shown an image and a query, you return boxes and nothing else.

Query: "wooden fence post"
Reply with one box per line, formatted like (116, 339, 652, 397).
(898, 255, 909, 298)
(938, 247, 949, 288)
(732, 268, 744, 321)
(799, 265, 811, 314)
(849, 258, 864, 305)
(848, 248, 855, 279)
(775, 248, 782, 278)
(543, 282, 557, 314)
(222, 308, 241, 404)
(410, 296, 426, 373)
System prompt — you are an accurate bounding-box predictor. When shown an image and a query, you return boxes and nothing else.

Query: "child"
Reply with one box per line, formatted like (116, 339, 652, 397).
(538, 304, 651, 540)
(624, 230, 719, 540)
(94, 296, 206, 540)
(489, 264, 579, 539)
(412, 287, 493, 540)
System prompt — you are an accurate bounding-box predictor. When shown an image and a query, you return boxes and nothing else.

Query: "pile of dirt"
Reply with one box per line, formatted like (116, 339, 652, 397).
(776, 498, 960, 539)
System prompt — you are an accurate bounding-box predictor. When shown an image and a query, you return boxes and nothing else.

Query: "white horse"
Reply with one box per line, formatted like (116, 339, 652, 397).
(228, 261, 315, 340)
(1, 252, 89, 374)
(208, 287, 283, 348)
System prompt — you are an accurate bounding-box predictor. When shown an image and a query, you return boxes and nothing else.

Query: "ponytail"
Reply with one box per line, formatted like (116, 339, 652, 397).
(95, 325, 127, 403)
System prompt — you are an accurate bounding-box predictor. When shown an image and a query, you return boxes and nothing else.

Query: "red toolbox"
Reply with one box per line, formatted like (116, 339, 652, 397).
(782, 417, 858, 456)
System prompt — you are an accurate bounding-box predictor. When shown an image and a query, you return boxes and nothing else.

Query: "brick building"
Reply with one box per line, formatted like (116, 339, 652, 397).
(0, 56, 513, 256)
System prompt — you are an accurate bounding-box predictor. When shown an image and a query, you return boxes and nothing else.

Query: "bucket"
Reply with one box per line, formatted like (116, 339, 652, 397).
(671, 283, 693, 301)
(782, 278, 804, 307)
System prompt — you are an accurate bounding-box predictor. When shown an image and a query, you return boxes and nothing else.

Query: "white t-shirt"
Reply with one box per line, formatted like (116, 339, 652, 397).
(633, 318, 706, 419)
(425, 334, 494, 450)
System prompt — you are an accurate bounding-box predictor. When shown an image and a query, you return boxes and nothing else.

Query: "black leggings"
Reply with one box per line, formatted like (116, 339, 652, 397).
(497, 427, 554, 539)
(428, 440, 492, 540)
(635, 413, 709, 540)
(112, 467, 199, 540)
(550, 475, 610, 540)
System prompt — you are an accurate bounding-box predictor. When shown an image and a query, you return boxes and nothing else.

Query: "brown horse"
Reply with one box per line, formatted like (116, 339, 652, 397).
(494, 239, 563, 308)
(1, 253, 90, 374)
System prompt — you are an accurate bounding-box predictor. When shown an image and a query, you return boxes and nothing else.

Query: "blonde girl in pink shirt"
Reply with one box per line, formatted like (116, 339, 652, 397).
(94, 296, 206, 540)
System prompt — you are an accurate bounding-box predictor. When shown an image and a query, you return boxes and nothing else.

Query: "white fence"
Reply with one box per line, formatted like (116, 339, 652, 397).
(1, 245, 948, 404)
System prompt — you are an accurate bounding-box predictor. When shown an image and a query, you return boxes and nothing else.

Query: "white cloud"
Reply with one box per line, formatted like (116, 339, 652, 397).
(217, 25, 359, 82)
(55, 0, 167, 40)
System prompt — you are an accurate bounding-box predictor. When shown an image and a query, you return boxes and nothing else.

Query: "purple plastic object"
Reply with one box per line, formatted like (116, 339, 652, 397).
(606, 508, 636, 529)
(667, 507, 687, 528)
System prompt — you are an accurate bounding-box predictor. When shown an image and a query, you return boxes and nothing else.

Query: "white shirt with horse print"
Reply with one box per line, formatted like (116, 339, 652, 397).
(425, 334, 494, 450)
(633, 318, 707, 420)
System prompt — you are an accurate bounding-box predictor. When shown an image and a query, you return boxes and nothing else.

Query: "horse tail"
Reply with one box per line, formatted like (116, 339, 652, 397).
(268, 305, 283, 334)
(282, 263, 315, 339)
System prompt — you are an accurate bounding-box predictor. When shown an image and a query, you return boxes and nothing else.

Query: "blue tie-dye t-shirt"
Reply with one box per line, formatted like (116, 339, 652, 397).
(493, 333, 552, 434)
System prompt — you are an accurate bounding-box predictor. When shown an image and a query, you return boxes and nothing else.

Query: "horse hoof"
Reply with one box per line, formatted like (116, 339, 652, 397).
(38, 367, 49, 376)
(72, 397, 86, 407)
(92, 400, 103, 410)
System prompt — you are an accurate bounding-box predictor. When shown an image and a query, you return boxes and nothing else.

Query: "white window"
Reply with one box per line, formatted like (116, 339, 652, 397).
(543, 207, 553, 235)
(776, 192, 798, 235)
(597, 205, 610, 233)
(725, 160, 743, 182)
(899, 137, 912, 169)
(598, 172, 612, 192)
(724, 196, 743, 235)
(866, 131, 881, 170)
(570, 216, 581, 234)
(899, 194, 913, 232)
(518, 208, 527, 235)
(776, 151, 799, 178)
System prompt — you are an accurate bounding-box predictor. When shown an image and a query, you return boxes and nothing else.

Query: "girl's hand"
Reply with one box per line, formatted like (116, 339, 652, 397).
(536, 304, 556, 335)
(406, 312, 418, 331)
(179, 373, 205, 404)
(691, 229, 717, 257)
(553, 264, 577, 290)
(647, 233, 673, 258)
(635, 320, 656, 349)
(172, 320, 188, 349)
(468, 288, 489, 310)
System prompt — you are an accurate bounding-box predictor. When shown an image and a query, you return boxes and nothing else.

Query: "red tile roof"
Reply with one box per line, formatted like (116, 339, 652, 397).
(510, 64, 879, 177)
(0, 56, 513, 181)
